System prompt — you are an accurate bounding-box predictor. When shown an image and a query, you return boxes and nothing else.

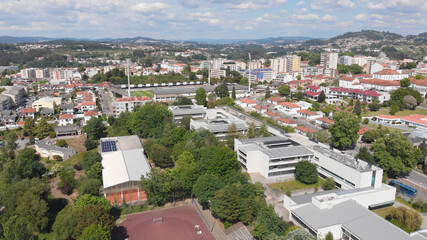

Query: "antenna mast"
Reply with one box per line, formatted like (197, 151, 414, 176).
(248, 53, 251, 94)
(126, 59, 131, 98)
(208, 54, 211, 86)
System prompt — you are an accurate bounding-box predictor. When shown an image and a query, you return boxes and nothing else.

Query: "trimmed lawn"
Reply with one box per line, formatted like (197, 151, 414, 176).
(269, 178, 326, 193)
(362, 107, 427, 117)
(131, 90, 154, 98)
(373, 206, 395, 218)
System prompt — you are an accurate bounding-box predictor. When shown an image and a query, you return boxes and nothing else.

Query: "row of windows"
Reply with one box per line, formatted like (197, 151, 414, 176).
(268, 169, 294, 177)
(320, 167, 355, 187)
(342, 227, 360, 240)
(269, 162, 297, 170)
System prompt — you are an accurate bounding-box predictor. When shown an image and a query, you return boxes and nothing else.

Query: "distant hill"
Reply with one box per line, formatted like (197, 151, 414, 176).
(0, 36, 56, 44)
(329, 30, 403, 42)
(187, 36, 316, 45)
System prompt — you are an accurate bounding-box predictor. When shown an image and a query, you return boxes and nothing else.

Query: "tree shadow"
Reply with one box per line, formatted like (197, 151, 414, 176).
(112, 226, 129, 240)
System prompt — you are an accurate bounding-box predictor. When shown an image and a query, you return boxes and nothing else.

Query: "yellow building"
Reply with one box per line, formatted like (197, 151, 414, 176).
(32, 97, 62, 111)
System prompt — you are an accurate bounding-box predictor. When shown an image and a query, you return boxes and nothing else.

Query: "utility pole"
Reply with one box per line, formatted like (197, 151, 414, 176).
(126, 58, 131, 98)
(248, 53, 251, 95)
(207, 54, 211, 86)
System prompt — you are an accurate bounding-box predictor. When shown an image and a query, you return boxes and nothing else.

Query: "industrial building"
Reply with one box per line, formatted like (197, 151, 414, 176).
(100, 135, 151, 205)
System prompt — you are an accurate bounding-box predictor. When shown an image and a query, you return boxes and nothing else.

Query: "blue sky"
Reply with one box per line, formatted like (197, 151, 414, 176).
(0, 0, 425, 40)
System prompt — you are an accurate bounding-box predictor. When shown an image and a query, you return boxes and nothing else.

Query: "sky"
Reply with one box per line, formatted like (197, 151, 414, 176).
(0, 0, 426, 40)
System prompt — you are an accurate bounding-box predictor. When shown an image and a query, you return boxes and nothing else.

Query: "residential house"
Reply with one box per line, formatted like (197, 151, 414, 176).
(295, 125, 317, 136)
(278, 118, 297, 127)
(21, 108, 36, 119)
(58, 114, 74, 126)
(278, 102, 302, 112)
(237, 98, 257, 108)
(297, 109, 321, 119)
(83, 110, 99, 125)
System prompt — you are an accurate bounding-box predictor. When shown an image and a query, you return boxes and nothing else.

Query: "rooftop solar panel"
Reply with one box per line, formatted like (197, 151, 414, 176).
(101, 140, 117, 152)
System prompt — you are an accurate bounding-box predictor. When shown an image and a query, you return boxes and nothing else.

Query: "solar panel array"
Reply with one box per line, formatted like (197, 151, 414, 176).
(101, 140, 117, 152)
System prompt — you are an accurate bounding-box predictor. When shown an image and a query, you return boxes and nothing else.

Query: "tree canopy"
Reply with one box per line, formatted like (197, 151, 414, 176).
(329, 111, 360, 150)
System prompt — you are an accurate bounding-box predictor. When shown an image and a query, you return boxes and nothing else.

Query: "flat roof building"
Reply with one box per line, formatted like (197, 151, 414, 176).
(100, 135, 151, 205)
(168, 105, 206, 121)
(234, 136, 314, 178)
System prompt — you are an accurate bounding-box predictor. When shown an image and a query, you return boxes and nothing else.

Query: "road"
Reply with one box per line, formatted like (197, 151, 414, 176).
(406, 171, 427, 187)
(98, 90, 113, 116)
(363, 119, 415, 132)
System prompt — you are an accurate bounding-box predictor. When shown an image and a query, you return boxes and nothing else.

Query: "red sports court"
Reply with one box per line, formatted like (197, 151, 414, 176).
(119, 205, 215, 240)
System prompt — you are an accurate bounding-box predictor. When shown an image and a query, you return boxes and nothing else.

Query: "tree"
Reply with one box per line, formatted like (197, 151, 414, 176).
(215, 83, 229, 98)
(286, 229, 315, 240)
(86, 162, 103, 182)
(325, 232, 334, 240)
(390, 103, 399, 115)
(404, 95, 417, 110)
(265, 87, 271, 99)
(216, 97, 235, 106)
(4, 131, 18, 152)
(82, 150, 102, 171)
(56, 139, 68, 147)
(195, 87, 207, 106)
(354, 100, 362, 116)
(75, 205, 114, 239)
(329, 111, 360, 150)
(84, 117, 105, 140)
(247, 122, 257, 138)
(22, 118, 36, 137)
(84, 138, 98, 151)
(74, 194, 111, 211)
(356, 146, 374, 163)
(368, 101, 380, 111)
(278, 84, 291, 96)
(400, 78, 411, 88)
(36, 117, 53, 139)
(173, 97, 193, 106)
(77, 177, 101, 196)
(318, 91, 326, 103)
(232, 86, 236, 99)
(295, 91, 304, 100)
(2, 148, 46, 182)
(197, 146, 240, 177)
(140, 168, 171, 206)
(420, 139, 427, 166)
(213, 184, 242, 223)
(415, 74, 425, 80)
(226, 123, 238, 149)
(189, 72, 197, 81)
(15, 192, 49, 232)
(52, 205, 79, 240)
(193, 174, 224, 208)
(3, 216, 37, 240)
(170, 152, 197, 197)
(128, 103, 172, 138)
(391, 88, 422, 109)
(322, 177, 335, 190)
(295, 160, 318, 184)
(371, 133, 422, 176)
(58, 170, 77, 195)
(312, 130, 330, 143)
(79, 224, 111, 240)
(252, 205, 289, 238)
(363, 118, 369, 124)
(386, 206, 422, 231)
(148, 144, 173, 168)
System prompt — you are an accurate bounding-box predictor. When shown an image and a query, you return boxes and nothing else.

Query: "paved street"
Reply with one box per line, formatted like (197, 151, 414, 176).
(98, 90, 113, 116)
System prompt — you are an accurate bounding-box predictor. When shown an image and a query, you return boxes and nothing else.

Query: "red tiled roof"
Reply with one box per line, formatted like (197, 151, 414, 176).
(22, 108, 36, 114)
(296, 125, 316, 133)
(373, 69, 400, 75)
(297, 109, 318, 116)
(65, 84, 74, 88)
(377, 115, 399, 119)
(278, 118, 297, 124)
(307, 85, 321, 90)
(400, 114, 427, 126)
(279, 102, 301, 108)
(411, 79, 427, 87)
(358, 126, 371, 135)
(329, 87, 382, 97)
(268, 97, 284, 103)
(253, 105, 268, 110)
(59, 114, 74, 120)
(84, 110, 99, 116)
(359, 79, 400, 86)
(240, 98, 256, 104)
(80, 101, 96, 106)
(17, 121, 25, 126)
(340, 76, 356, 81)
(316, 117, 334, 124)
(304, 91, 321, 97)
(265, 111, 281, 117)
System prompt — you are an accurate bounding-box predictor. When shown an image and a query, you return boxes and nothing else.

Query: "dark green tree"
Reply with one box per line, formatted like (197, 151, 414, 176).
(356, 146, 374, 163)
(354, 100, 362, 116)
(52, 205, 78, 240)
(252, 205, 289, 238)
(400, 78, 411, 88)
(195, 87, 207, 106)
(278, 84, 291, 96)
(215, 83, 229, 98)
(36, 117, 53, 139)
(329, 111, 360, 150)
(193, 174, 224, 208)
(84, 138, 98, 151)
(172, 97, 193, 106)
(322, 177, 335, 190)
(295, 160, 318, 184)
(140, 168, 171, 206)
(295, 91, 304, 100)
(22, 118, 36, 137)
(84, 117, 105, 140)
(318, 91, 326, 103)
(213, 184, 242, 223)
(148, 144, 173, 168)
(232, 86, 236, 99)
(265, 87, 271, 99)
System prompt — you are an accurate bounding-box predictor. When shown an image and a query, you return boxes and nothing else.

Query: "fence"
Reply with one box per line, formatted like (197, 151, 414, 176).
(191, 197, 227, 240)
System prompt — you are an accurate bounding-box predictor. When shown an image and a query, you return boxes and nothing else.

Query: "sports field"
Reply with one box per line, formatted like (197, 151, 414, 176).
(130, 90, 154, 98)
(119, 205, 215, 240)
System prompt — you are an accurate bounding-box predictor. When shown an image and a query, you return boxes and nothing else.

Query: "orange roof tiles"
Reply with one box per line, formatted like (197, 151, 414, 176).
(240, 98, 256, 104)
(295, 125, 316, 133)
(22, 108, 36, 114)
(59, 114, 74, 119)
(297, 109, 318, 116)
(279, 102, 301, 108)
(84, 110, 99, 116)
(265, 111, 281, 116)
(278, 118, 297, 124)
(316, 117, 334, 124)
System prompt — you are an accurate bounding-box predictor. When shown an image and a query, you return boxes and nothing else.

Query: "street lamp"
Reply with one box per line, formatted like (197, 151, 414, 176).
(208, 200, 215, 232)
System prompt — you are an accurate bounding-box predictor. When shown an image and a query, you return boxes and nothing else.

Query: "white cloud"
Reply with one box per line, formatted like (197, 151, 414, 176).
(227, 0, 287, 10)
(362, 0, 427, 11)
(370, 14, 385, 20)
(322, 14, 337, 21)
(191, 12, 214, 18)
(354, 13, 368, 21)
(132, 2, 172, 13)
(234, 25, 253, 30)
(311, 0, 356, 10)
(403, 19, 417, 24)
(292, 13, 319, 20)
(296, 1, 306, 7)
(197, 18, 220, 25)
(294, 7, 308, 14)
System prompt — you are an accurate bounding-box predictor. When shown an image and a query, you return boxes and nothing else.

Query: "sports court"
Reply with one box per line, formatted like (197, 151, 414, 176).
(119, 205, 216, 240)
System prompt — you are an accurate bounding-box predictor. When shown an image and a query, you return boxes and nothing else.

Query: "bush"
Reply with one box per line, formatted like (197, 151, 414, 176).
(295, 160, 318, 184)
(56, 139, 68, 147)
(363, 118, 369, 124)
(322, 177, 335, 190)
(413, 200, 427, 213)
(386, 206, 422, 231)
(84, 139, 98, 151)
(49, 132, 57, 138)
(53, 155, 63, 161)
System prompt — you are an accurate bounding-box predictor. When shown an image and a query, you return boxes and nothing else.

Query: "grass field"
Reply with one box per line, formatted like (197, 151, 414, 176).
(269, 178, 326, 193)
(362, 123, 406, 133)
(131, 90, 154, 98)
(362, 108, 427, 117)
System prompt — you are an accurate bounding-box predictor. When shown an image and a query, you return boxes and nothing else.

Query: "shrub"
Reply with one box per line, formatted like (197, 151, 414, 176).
(49, 132, 57, 138)
(322, 177, 335, 190)
(295, 160, 318, 184)
(363, 118, 369, 124)
(84, 139, 98, 151)
(56, 139, 68, 147)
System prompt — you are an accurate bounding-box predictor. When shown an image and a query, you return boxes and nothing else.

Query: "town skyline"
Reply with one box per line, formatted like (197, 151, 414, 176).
(0, 0, 426, 40)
